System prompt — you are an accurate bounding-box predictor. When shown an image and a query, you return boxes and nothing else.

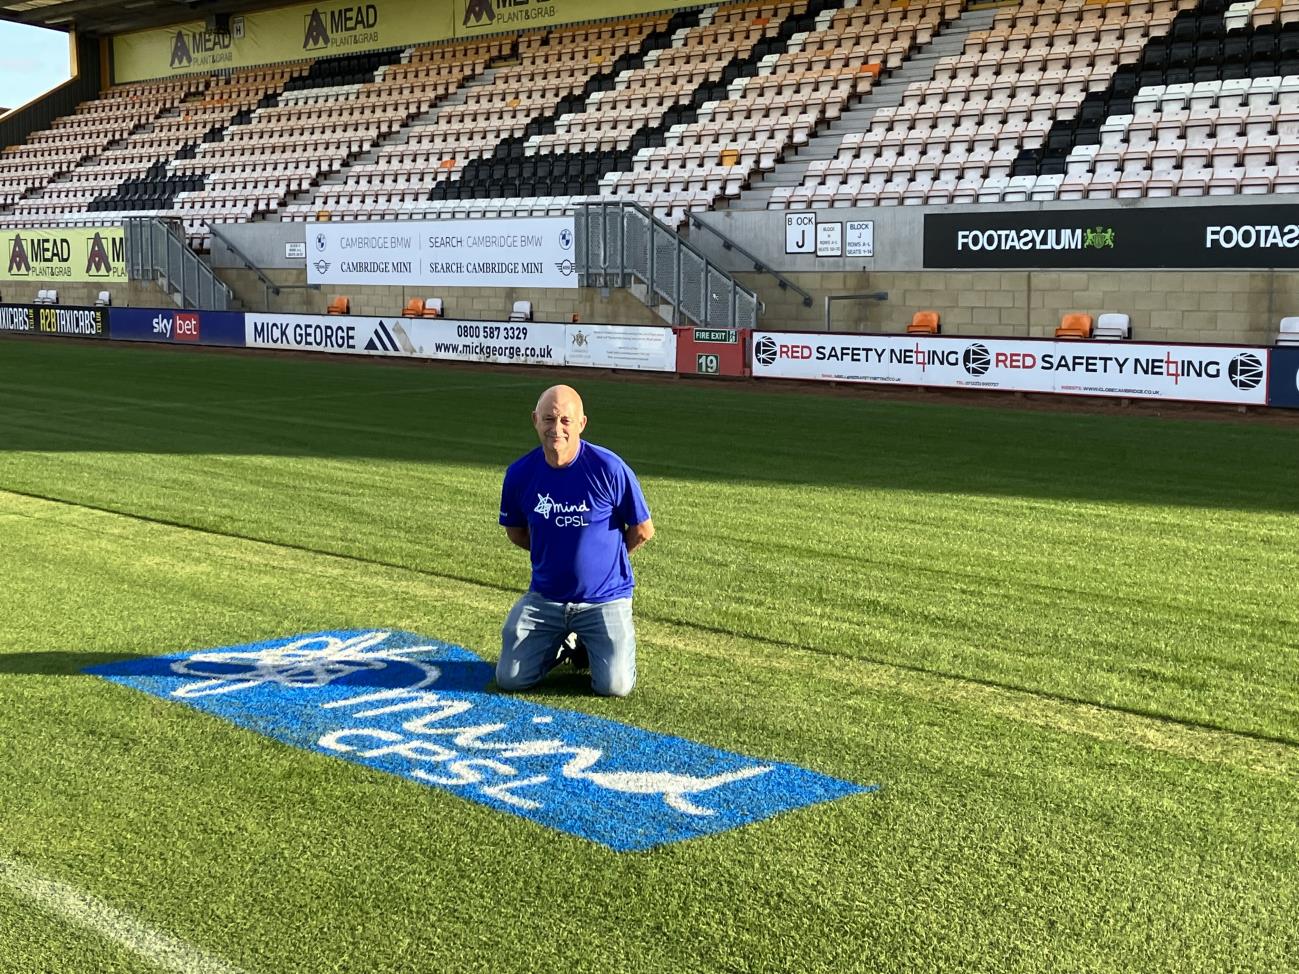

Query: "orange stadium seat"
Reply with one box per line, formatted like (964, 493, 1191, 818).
(906, 310, 941, 335)
(1056, 313, 1094, 340)
(327, 296, 351, 316)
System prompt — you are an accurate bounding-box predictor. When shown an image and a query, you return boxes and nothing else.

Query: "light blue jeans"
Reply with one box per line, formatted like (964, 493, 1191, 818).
(497, 591, 636, 697)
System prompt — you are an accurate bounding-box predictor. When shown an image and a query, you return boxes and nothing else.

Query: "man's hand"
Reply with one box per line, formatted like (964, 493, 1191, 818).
(624, 518, 654, 555)
(505, 526, 530, 551)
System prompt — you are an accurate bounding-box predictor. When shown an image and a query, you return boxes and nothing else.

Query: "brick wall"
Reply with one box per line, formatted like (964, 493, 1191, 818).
(743, 270, 1299, 344)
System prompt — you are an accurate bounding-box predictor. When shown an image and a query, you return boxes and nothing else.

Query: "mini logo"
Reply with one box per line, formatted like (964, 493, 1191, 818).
(1084, 226, 1116, 249)
(1228, 353, 1263, 390)
(571, 330, 588, 348)
(962, 343, 991, 376)
(7, 235, 30, 276)
(85, 232, 113, 276)
(316, 232, 327, 251)
(463, 0, 495, 26)
(754, 335, 778, 366)
(559, 228, 574, 250)
(303, 8, 330, 49)
(314, 260, 330, 275)
(555, 258, 576, 276)
(174, 312, 200, 342)
(170, 31, 193, 68)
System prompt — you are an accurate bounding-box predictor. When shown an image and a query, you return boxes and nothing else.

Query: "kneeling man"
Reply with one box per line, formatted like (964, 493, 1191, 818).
(497, 384, 654, 697)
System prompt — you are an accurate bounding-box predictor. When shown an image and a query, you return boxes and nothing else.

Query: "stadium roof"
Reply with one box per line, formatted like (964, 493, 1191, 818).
(0, 0, 276, 37)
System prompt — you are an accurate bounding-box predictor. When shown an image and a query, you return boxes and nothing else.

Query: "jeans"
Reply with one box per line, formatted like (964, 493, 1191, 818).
(497, 591, 636, 697)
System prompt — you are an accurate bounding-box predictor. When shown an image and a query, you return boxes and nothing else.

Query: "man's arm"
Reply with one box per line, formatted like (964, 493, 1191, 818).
(624, 518, 654, 555)
(505, 525, 530, 551)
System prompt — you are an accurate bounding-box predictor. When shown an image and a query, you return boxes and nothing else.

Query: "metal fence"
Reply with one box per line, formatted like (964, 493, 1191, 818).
(125, 219, 232, 311)
(576, 201, 760, 330)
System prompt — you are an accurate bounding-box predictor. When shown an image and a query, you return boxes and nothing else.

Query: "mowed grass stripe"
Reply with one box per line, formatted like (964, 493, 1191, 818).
(1, 489, 1297, 974)
(2, 339, 1297, 741)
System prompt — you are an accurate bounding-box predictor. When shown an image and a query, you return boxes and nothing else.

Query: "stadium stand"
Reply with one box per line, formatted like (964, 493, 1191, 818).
(1, 0, 1298, 259)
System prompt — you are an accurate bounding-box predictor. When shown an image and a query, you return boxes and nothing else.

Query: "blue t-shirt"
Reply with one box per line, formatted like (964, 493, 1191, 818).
(499, 441, 651, 603)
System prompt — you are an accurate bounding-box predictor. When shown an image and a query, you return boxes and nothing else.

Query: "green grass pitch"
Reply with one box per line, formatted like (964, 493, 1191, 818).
(1, 337, 1297, 974)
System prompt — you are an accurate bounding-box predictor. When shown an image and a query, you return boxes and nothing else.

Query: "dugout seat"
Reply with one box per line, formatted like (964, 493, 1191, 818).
(907, 310, 941, 335)
(1056, 312, 1093, 339)
(1277, 316, 1299, 345)
(327, 295, 351, 315)
(422, 298, 444, 318)
(94, 290, 112, 307)
(509, 300, 533, 322)
(401, 297, 424, 318)
(1093, 312, 1132, 340)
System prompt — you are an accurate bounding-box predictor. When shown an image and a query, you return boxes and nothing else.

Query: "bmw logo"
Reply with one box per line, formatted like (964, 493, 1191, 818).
(754, 335, 778, 367)
(559, 228, 574, 250)
(962, 343, 991, 376)
(1228, 353, 1263, 390)
(315, 233, 327, 251)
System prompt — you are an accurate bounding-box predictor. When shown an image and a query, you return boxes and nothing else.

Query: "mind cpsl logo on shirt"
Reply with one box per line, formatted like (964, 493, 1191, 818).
(533, 493, 591, 527)
(87, 630, 872, 851)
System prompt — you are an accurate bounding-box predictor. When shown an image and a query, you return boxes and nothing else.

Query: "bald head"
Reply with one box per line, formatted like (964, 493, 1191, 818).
(532, 384, 588, 468)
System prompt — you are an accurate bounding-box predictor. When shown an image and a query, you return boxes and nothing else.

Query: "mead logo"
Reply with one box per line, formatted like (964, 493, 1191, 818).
(7, 235, 30, 276)
(962, 343, 991, 376)
(85, 630, 872, 851)
(463, 0, 495, 26)
(754, 335, 778, 366)
(84, 232, 121, 277)
(1228, 353, 1264, 390)
(304, 4, 379, 50)
(170, 31, 192, 67)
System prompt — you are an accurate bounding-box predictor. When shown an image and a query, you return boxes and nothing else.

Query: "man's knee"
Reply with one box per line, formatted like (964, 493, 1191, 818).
(495, 659, 535, 693)
(593, 671, 635, 698)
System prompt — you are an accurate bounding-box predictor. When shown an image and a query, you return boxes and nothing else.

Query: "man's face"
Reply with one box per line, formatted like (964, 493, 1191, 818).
(533, 391, 586, 464)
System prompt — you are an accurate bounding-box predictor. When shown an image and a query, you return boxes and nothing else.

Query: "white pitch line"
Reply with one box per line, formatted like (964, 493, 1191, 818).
(0, 855, 247, 974)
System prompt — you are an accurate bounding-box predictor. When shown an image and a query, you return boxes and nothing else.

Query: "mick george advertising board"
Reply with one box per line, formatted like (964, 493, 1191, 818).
(245, 313, 566, 366)
(306, 219, 578, 289)
(752, 332, 1269, 406)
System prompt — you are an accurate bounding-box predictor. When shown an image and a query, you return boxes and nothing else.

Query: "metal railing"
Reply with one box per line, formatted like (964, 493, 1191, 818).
(687, 213, 813, 309)
(125, 218, 233, 311)
(576, 201, 761, 330)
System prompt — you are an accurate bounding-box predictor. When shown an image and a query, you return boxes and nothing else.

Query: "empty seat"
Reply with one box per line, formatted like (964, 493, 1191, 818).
(1056, 313, 1093, 340)
(422, 298, 444, 318)
(509, 300, 533, 322)
(401, 297, 425, 317)
(327, 295, 351, 315)
(1093, 313, 1132, 340)
(907, 310, 941, 335)
(94, 290, 112, 307)
(1278, 316, 1299, 345)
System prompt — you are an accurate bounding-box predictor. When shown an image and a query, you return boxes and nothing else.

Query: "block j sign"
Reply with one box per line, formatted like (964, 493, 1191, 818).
(87, 630, 871, 850)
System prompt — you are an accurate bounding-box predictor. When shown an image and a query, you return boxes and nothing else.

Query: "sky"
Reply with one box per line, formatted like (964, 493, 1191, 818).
(0, 22, 72, 112)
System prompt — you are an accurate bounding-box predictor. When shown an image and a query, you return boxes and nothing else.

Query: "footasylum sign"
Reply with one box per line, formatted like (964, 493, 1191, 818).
(87, 630, 871, 851)
(924, 204, 1299, 269)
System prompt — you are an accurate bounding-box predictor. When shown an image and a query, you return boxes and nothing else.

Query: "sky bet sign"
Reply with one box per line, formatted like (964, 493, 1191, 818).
(109, 308, 246, 348)
(87, 630, 871, 851)
(924, 204, 1299, 269)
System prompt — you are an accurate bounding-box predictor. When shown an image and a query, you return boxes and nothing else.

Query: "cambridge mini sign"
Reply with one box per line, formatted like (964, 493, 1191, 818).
(88, 630, 872, 851)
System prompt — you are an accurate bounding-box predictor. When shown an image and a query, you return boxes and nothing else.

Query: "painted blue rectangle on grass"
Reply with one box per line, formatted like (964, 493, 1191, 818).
(86, 630, 873, 852)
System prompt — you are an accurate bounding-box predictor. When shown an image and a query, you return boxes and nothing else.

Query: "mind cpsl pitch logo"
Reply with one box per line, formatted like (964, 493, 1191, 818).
(87, 630, 870, 850)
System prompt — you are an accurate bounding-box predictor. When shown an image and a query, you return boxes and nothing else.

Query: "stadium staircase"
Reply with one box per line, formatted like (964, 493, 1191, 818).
(734, 3, 1001, 208)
